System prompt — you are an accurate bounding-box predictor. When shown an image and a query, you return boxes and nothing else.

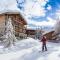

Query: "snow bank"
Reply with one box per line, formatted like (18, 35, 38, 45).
(0, 38, 41, 54)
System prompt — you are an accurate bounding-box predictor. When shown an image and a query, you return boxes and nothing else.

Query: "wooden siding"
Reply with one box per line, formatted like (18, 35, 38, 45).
(0, 15, 5, 35)
(43, 31, 55, 40)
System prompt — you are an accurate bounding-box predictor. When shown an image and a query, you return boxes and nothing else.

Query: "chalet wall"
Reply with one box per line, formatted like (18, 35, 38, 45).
(44, 31, 54, 40)
(0, 15, 5, 35)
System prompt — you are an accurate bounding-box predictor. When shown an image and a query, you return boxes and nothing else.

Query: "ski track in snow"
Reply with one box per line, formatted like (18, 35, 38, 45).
(0, 38, 60, 60)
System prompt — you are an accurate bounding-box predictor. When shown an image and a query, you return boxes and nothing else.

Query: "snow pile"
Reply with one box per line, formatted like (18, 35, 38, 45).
(0, 38, 41, 54)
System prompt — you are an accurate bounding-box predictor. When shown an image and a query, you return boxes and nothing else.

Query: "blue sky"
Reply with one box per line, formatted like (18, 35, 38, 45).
(0, 0, 60, 30)
(45, 0, 60, 17)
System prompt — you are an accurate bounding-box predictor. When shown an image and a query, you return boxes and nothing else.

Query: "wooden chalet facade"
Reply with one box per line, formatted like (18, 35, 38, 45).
(0, 10, 27, 37)
(26, 29, 36, 38)
(43, 31, 55, 40)
(26, 29, 44, 38)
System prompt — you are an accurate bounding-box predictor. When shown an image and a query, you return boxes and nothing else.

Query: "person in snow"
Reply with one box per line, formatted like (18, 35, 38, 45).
(41, 36, 47, 51)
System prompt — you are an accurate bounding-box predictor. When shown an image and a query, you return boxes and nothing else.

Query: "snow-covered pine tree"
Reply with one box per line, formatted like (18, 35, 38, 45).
(4, 18, 17, 48)
(55, 20, 60, 34)
(54, 20, 60, 40)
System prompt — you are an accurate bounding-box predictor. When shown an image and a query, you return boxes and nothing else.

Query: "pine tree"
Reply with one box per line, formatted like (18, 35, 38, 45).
(54, 20, 60, 40)
(55, 20, 60, 34)
(4, 18, 17, 48)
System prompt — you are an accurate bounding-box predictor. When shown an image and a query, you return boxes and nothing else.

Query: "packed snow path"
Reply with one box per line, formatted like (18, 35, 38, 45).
(0, 38, 60, 60)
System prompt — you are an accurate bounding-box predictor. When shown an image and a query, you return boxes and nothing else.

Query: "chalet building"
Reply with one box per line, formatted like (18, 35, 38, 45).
(26, 29, 44, 39)
(43, 31, 55, 40)
(0, 10, 27, 38)
(26, 29, 36, 38)
(43, 31, 60, 43)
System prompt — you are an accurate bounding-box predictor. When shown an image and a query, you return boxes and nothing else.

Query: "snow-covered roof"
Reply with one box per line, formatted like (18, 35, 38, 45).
(0, 9, 20, 14)
(42, 30, 54, 35)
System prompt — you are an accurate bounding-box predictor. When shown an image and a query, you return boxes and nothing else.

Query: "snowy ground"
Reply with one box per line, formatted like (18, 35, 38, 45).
(0, 38, 60, 60)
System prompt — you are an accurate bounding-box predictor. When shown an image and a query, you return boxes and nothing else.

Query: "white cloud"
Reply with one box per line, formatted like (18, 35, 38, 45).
(37, 0, 48, 6)
(47, 17, 56, 26)
(26, 25, 36, 29)
(0, 0, 19, 11)
(26, 17, 56, 28)
(47, 5, 52, 10)
(23, 0, 48, 17)
(55, 9, 60, 19)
